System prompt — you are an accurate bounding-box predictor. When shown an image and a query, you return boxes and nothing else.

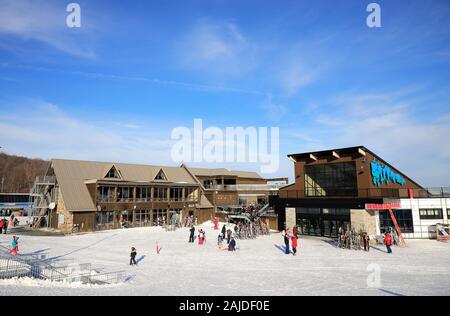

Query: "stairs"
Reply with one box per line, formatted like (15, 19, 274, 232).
(29, 176, 57, 228)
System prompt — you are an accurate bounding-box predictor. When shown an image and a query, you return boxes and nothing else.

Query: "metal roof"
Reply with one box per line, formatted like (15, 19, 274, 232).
(187, 167, 262, 179)
(51, 159, 199, 212)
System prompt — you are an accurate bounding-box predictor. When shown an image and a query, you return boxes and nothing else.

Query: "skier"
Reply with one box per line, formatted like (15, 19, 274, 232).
(130, 247, 137, 266)
(198, 229, 205, 245)
(221, 224, 226, 239)
(8, 236, 19, 255)
(363, 232, 370, 252)
(282, 229, 290, 255)
(291, 233, 298, 256)
(189, 226, 196, 243)
(3, 219, 8, 234)
(217, 234, 224, 249)
(384, 232, 393, 254)
(0, 219, 3, 232)
(228, 237, 236, 252)
(226, 229, 232, 244)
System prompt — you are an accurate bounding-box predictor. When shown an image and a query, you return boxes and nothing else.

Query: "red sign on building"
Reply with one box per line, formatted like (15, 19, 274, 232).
(365, 203, 401, 210)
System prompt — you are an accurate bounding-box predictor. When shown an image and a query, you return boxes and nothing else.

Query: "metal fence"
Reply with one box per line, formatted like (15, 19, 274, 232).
(279, 187, 450, 199)
(0, 245, 126, 285)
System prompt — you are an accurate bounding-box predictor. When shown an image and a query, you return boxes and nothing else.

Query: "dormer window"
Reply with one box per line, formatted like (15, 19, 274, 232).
(155, 169, 167, 181)
(105, 166, 121, 179)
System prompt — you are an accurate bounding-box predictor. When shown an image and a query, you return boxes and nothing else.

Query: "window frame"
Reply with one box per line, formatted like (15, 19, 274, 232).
(419, 208, 444, 220)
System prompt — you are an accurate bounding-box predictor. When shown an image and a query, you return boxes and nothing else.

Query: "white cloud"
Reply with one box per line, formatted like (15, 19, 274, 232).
(177, 20, 255, 75)
(0, 0, 96, 58)
(0, 99, 175, 165)
(293, 90, 450, 187)
(279, 59, 319, 95)
(260, 94, 288, 122)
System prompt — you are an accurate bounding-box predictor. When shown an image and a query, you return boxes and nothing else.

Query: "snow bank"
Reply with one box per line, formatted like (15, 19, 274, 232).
(0, 277, 121, 288)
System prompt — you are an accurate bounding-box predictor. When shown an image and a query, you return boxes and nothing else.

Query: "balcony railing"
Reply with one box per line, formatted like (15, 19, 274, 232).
(97, 196, 199, 204)
(34, 176, 56, 185)
(207, 184, 285, 191)
(279, 187, 450, 199)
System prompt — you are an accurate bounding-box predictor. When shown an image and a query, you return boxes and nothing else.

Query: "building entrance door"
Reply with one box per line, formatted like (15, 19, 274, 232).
(296, 208, 351, 238)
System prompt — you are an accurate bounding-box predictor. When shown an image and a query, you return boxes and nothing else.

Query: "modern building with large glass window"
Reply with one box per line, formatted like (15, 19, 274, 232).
(272, 146, 450, 239)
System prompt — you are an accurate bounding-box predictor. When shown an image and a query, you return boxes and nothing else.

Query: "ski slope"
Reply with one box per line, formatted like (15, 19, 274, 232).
(1, 222, 450, 296)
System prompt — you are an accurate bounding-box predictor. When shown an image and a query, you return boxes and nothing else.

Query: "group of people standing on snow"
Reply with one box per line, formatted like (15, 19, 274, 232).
(218, 224, 236, 251)
(187, 226, 209, 246)
(281, 227, 299, 256)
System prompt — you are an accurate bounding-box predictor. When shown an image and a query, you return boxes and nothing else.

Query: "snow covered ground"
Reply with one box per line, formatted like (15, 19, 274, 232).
(1, 222, 450, 296)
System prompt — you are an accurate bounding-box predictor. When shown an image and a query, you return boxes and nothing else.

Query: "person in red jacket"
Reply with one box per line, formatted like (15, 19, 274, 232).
(384, 232, 393, 254)
(291, 234, 298, 256)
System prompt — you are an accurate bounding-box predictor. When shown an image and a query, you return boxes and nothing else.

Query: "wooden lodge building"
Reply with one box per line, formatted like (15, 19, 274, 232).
(31, 159, 284, 233)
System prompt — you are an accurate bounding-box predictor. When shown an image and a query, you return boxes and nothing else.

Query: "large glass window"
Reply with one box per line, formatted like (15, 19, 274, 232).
(96, 211, 115, 230)
(170, 188, 183, 201)
(97, 186, 115, 203)
(447, 209, 450, 219)
(379, 209, 414, 234)
(419, 209, 443, 220)
(295, 208, 351, 238)
(304, 162, 357, 197)
(154, 187, 168, 201)
(117, 187, 133, 202)
(136, 187, 150, 202)
(297, 207, 321, 215)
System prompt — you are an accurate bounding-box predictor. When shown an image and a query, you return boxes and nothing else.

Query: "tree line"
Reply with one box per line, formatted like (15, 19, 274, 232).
(0, 152, 49, 193)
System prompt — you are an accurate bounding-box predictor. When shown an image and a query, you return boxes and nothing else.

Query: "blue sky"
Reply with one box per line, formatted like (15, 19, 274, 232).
(0, 0, 449, 186)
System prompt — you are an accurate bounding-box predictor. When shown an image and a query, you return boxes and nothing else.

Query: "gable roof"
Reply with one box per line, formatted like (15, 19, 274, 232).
(287, 146, 424, 189)
(104, 164, 122, 179)
(51, 159, 199, 212)
(154, 168, 168, 181)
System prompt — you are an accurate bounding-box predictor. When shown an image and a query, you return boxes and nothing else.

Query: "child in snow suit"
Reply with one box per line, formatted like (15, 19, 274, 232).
(228, 237, 236, 252)
(130, 247, 137, 265)
(226, 229, 232, 244)
(8, 236, 19, 255)
(217, 234, 224, 248)
(198, 230, 205, 245)
(384, 233, 393, 254)
(291, 234, 298, 256)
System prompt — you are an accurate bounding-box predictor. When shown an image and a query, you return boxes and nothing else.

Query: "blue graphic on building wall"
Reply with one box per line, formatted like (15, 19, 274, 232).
(371, 160, 406, 187)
